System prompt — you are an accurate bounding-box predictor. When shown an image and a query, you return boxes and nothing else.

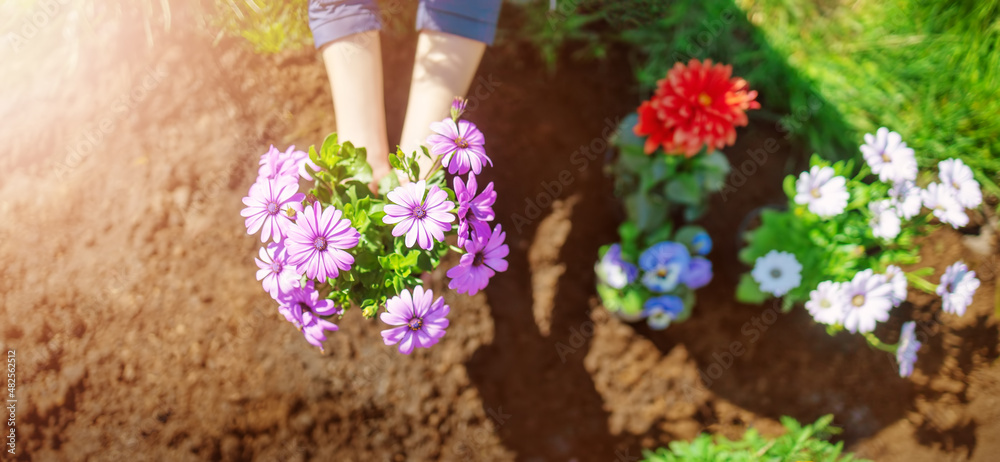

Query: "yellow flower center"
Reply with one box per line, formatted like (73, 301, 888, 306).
(698, 93, 712, 106)
(852, 294, 865, 307)
(810, 188, 821, 198)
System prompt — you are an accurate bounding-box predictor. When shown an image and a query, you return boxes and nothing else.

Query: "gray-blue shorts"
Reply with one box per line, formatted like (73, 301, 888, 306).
(308, 0, 503, 48)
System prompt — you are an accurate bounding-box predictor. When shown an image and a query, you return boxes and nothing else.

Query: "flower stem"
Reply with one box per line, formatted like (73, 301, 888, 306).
(423, 154, 445, 181)
(906, 272, 938, 294)
(863, 332, 898, 353)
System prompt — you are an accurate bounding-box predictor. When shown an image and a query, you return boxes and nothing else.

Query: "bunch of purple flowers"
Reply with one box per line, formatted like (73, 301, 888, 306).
(595, 225, 714, 330)
(239, 98, 508, 354)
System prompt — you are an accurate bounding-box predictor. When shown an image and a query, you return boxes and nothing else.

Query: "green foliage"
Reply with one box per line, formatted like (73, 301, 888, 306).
(737, 154, 931, 306)
(304, 133, 450, 318)
(208, 0, 312, 54)
(739, 0, 1000, 203)
(642, 415, 868, 462)
(595, 115, 724, 319)
(609, 114, 730, 235)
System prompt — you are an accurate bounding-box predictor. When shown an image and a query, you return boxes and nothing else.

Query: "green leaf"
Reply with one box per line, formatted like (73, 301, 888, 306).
(665, 174, 701, 205)
(320, 133, 339, 161)
(736, 273, 768, 304)
(782, 174, 797, 200)
(378, 170, 401, 196)
(408, 156, 420, 181)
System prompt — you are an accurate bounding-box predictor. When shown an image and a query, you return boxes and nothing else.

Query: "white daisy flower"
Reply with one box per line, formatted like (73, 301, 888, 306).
(804, 281, 848, 325)
(888, 180, 923, 220)
(922, 183, 969, 228)
(860, 127, 918, 184)
(938, 158, 982, 209)
(751, 250, 803, 297)
(936, 261, 980, 316)
(884, 265, 908, 307)
(869, 200, 901, 240)
(794, 166, 849, 218)
(841, 269, 893, 333)
(896, 321, 922, 378)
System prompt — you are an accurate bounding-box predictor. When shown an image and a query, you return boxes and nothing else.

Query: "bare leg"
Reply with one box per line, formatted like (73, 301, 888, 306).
(320, 30, 390, 185)
(398, 30, 486, 176)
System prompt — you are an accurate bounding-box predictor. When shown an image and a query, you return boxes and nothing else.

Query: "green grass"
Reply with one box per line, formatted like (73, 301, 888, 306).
(735, 0, 1000, 197)
(520, 0, 1000, 201)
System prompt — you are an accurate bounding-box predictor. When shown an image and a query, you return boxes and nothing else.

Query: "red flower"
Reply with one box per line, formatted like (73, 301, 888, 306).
(634, 59, 760, 157)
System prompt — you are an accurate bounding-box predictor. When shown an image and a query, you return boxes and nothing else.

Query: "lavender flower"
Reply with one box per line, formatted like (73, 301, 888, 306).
(938, 158, 982, 209)
(454, 173, 496, 247)
(751, 250, 802, 297)
(884, 265, 908, 307)
(595, 244, 638, 290)
(841, 269, 893, 333)
(639, 242, 692, 293)
(255, 242, 301, 299)
(860, 127, 917, 184)
(447, 224, 509, 296)
(922, 183, 968, 228)
(805, 281, 847, 325)
(285, 203, 360, 282)
(643, 295, 684, 330)
(240, 177, 305, 243)
(794, 165, 849, 218)
(936, 261, 980, 315)
(869, 199, 901, 240)
(277, 281, 341, 352)
(896, 321, 921, 378)
(427, 119, 491, 175)
(383, 181, 455, 251)
(380, 286, 450, 354)
(889, 180, 923, 220)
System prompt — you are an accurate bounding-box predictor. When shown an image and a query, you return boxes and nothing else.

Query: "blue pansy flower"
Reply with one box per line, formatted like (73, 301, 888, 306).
(595, 244, 639, 289)
(639, 242, 691, 293)
(691, 231, 712, 256)
(643, 295, 685, 330)
(681, 257, 713, 289)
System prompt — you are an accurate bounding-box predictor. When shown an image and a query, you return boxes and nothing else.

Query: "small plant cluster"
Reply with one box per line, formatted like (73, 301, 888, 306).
(738, 128, 983, 376)
(240, 99, 508, 354)
(642, 415, 868, 462)
(596, 59, 759, 328)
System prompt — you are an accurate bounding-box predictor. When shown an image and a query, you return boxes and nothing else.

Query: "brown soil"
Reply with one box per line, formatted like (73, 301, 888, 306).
(1, 5, 998, 462)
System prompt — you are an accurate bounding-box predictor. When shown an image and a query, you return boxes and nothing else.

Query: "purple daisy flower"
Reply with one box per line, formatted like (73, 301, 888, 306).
(255, 242, 301, 299)
(450, 97, 467, 121)
(277, 281, 340, 352)
(380, 286, 450, 355)
(240, 177, 305, 243)
(383, 180, 455, 251)
(454, 173, 496, 247)
(446, 224, 509, 295)
(285, 204, 360, 282)
(427, 118, 492, 175)
(258, 145, 320, 181)
(258, 145, 299, 181)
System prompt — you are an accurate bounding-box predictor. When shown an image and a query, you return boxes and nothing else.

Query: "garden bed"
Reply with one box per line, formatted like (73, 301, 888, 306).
(0, 7, 998, 461)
